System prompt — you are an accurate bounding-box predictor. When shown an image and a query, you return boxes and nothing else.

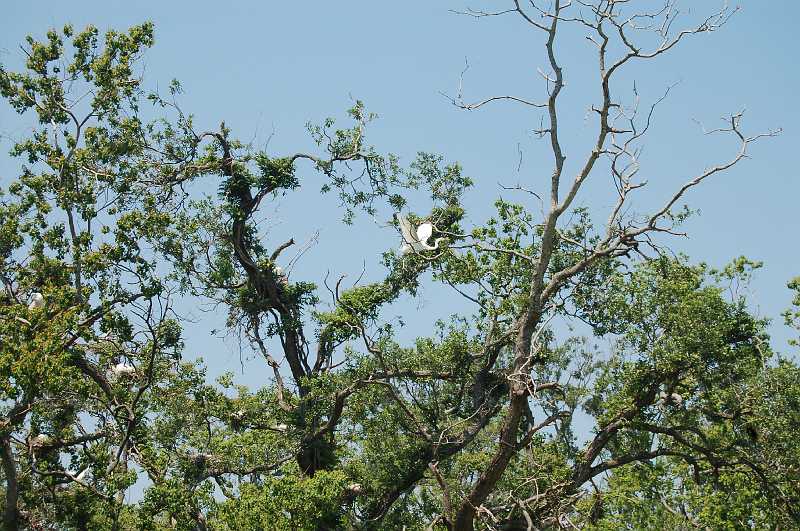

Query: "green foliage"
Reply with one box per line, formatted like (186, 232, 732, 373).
(784, 276, 800, 346)
(0, 20, 797, 531)
(212, 471, 349, 530)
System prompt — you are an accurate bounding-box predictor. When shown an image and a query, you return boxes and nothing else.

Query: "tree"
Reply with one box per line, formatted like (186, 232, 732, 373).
(0, 2, 797, 530)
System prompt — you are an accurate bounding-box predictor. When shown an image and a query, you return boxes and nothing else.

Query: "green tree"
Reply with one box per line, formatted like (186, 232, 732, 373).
(0, 3, 797, 530)
(0, 22, 192, 529)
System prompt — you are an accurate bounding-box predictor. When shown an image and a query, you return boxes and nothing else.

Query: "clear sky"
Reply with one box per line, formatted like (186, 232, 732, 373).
(2, 1, 798, 388)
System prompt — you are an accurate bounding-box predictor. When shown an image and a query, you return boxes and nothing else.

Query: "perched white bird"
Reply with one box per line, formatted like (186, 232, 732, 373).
(98, 332, 119, 343)
(656, 390, 684, 408)
(28, 292, 44, 310)
(395, 214, 445, 254)
(273, 423, 288, 432)
(656, 391, 668, 407)
(89, 332, 121, 354)
(191, 452, 214, 466)
(110, 363, 136, 378)
(274, 266, 289, 286)
(74, 467, 89, 482)
(30, 434, 49, 447)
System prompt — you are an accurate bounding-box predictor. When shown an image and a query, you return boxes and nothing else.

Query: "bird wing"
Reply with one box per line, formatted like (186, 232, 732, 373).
(395, 213, 417, 243)
(416, 222, 433, 244)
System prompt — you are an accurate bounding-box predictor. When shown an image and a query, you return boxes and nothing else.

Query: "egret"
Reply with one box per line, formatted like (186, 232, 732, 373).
(110, 363, 136, 378)
(30, 434, 49, 447)
(98, 331, 118, 343)
(656, 391, 668, 407)
(230, 409, 247, 431)
(74, 467, 89, 482)
(271, 264, 289, 286)
(191, 452, 214, 467)
(656, 390, 683, 408)
(28, 292, 44, 310)
(395, 214, 445, 254)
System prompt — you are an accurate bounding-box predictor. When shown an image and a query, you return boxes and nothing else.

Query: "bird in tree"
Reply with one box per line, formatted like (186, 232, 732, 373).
(395, 213, 444, 254)
(274, 265, 289, 285)
(73, 468, 88, 482)
(29, 434, 49, 447)
(109, 363, 136, 379)
(27, 292, 44, 311)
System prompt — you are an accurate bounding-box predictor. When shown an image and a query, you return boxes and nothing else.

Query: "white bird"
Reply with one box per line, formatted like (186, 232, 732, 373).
(656, 390, 684, 408)
(28, 292, 44, 310)
(30, 434, 49, 447)
(395, 214, 445, 254)
(74, 467, 89, 482)
(98, 332, 119, 343)
(273, 423, 288, 432)
(190, 452, 214, 467)
(274, 266, 289, 286)
(90, 332, 122, 354)
(656, 391, 668, 407)
(110, 363, 136, 378)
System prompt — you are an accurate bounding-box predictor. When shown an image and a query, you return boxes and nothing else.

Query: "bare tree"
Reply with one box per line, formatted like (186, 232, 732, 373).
(431, 1, 781, 528)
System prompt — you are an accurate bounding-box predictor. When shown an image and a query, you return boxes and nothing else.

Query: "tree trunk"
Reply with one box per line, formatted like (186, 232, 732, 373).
(452, 398, 525, 531)
(453, 311, 541, 530)
(1, 437, 19, 531)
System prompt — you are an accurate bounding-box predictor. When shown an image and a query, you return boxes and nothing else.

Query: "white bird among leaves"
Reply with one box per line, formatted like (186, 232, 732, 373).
(656, 390, 684, 408)
(74, 467, 89, 482)
(273, 265, 289, 286)
(110, 363, 136, 379)
(347, 483, 364, 495)
(28, 292, 44, 311)
(395, 213, 444, 255)
(30, 434, 50, 447)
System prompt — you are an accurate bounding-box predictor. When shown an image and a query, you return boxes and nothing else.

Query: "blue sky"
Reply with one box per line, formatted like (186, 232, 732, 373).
(2, 1, 798, 387)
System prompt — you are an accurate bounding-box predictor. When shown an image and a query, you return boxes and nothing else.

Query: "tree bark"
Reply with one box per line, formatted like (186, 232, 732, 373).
(1, 437, 19, 531)
(453, 311, 541, 531)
